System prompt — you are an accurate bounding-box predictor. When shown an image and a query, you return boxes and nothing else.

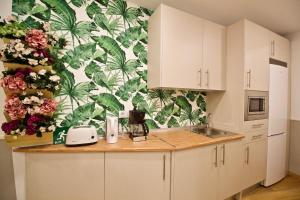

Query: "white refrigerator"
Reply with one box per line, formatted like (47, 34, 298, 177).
(264, 64, 289, 187)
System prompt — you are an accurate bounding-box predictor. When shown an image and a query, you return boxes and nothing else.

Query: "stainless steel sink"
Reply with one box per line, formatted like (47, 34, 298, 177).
(191, 127, 238, 138)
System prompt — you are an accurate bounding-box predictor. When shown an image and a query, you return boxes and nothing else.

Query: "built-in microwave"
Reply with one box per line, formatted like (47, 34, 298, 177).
(244, 90, 269, 121)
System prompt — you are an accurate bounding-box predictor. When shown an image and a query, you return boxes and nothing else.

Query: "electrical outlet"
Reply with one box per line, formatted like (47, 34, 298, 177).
(119, 111, 129, 118)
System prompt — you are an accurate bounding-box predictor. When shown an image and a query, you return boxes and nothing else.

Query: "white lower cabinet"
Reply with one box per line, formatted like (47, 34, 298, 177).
(243, 139, 268, 189)
(171, 139, 244, 200)
(26, 153, 105, 200)
(105, 152, 171, 200)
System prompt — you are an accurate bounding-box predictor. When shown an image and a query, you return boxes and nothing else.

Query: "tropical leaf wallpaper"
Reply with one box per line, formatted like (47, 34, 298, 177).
(12, 0, 207, 136)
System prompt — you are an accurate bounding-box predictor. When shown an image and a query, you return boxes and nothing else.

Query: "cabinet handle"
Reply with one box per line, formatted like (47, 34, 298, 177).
(163, 154, 166, 181)
(246, 146, 250, 165)
(248, 70, 251, 88)
(214, 146, 218, 167)
(252, 124, 264, 129)
(198, 69, 202, 87)
(252, 134, 264, 140)
(246, 71, 250, 88)
(206, 70, 209, 87)
(221, 144, 225, 165)
(272, 40, 275, 56)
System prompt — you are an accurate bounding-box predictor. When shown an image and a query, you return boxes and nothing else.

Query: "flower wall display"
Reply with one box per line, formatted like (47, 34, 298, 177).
(0, 13, 65, 146)
(11, 0, 207, 140)
(0, 68, 60, 94)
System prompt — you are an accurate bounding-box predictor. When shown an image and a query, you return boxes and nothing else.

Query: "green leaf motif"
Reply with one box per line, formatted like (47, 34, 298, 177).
(91, 93, 124, 115)
(175, 96, 192, 113)
(115, 77, 140, 101)
(167, 117, 180, 128)
(145, 119, 159, 129)
(61, 102, 96, 127)
(20, 16, 42, 29)
(155, 103, 174, 125)
(197, 95, 206, 112)
(92, 35, 125, 60)
(13, 0, 35, 15)
(30, 4, 51, 21)
(86, 2, 102, 18)
(133, 42, 147, 64)
(94, 13, 121, 36)
(63, 43, 96, 69)
(71, 0, 86, 7)
(116, 26, 141, 48)
(96, 0, 109, 7)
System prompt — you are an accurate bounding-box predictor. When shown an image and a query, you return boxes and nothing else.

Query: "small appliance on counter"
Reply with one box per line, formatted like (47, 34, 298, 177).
(66, 125, 98, 146)
(106, 116, 119, 144)
(129, 107, 149, 142)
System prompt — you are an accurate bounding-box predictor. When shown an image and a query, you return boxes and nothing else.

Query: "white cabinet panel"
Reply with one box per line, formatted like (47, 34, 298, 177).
(105, 152, 170, 200)
(270, 32, 290, 63)
(203, 20, 226, 90)
(26, 153, 105, 200)
(172, 145, 218, 200)
(244, 20, 269, 91)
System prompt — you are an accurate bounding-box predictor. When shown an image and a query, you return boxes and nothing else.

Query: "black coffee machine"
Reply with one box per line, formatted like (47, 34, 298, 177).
(128, 106, 149, 142)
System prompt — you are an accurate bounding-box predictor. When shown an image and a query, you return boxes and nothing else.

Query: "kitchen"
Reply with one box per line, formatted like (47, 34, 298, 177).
(0, 0, 300, 200)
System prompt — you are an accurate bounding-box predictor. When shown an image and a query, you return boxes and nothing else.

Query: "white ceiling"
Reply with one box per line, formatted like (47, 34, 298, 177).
(128, 0, 300, 35)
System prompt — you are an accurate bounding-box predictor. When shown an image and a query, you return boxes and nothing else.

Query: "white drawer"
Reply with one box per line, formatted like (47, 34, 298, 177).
(243, 130, 267, 143)
(243, 119, 268, 132)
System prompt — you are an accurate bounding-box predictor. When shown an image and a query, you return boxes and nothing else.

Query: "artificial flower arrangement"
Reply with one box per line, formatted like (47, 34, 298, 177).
(1, 114, 56, 138)
(0, 16, 66, 147)
(0, 16, 27, 39)
(0, 16, 66, 67)
(0, 68, 61, 95)
(4, 93, 57, 120)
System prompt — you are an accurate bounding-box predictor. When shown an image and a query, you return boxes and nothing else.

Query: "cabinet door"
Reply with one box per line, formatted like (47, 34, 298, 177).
(244, 20, 269, 91)
(218, 140, 244, 200)
(203, 20, 226, 90)
(270, 32, 290, 63)
(243, 139, 267, 188)
(249, 139, 267, 185)
(172, 145, 218, 200)
(105, 152, 170, 200)
(161, 5, 203, 89)
(26, 153, 105, 200)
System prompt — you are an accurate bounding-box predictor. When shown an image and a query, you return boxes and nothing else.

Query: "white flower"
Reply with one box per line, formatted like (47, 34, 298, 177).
(39, 127, 46, 133)
(39, 58, 48, 66)
(27, 108, 34, 114)
(15, 42, 25, 52)
(20, 130, 26, 136)
(38, 69, 47, 75)
(30, 96, 40, 103)
(43, 22, 51, 31)
(29, 72, 37, 80)
(54, 85, 60, 90)
(28, 58, 39, 66)
(22, 48, 33, 55)
(33, 52, 40, 57)
(53, 34, 59, 41)
(37, 91, 44, 96)
(22, 97, 32, 104)
(15, 129, 20, 134)
(49, 75, 60, 82)
(10, 130, 16, 135)
(47, 125, 56, 132)
(12, 53, 19, 58)
(22, 91, 27, 95)
(33, 106, 41, 113)
(50, 70, 56, 74)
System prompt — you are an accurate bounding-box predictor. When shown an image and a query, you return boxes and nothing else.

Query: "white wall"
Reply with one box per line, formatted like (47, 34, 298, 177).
(287, 31, 300, 175)
(288, 31, 300, 120)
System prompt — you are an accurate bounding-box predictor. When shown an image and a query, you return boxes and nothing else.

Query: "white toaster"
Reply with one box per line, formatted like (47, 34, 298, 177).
(66, 125, 98, 146)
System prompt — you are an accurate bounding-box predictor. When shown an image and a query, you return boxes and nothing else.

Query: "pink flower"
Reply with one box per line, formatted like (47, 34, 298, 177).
(4, 96, 26, 120)
(0, 75, 26, 91)
(1, 120, 20, 135)
(40, 99, 57, 114)
(25, 29, 48, 49)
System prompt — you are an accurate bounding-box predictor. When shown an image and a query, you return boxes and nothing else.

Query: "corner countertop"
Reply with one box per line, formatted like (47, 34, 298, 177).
(13, 130, 245, 153)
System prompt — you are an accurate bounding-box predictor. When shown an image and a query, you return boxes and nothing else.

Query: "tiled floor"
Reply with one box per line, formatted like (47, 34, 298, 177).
(244, 175, 300, 200)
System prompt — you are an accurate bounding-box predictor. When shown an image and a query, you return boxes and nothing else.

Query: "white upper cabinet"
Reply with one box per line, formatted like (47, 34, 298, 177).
(269, 32, 290, 63)
(203, 20, 226, 90)
(148, 4, 225, 90)
(244, 20, 269, 91)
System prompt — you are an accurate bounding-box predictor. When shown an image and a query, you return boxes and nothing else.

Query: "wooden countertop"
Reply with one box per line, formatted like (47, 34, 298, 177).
(14, 130, 244, 153)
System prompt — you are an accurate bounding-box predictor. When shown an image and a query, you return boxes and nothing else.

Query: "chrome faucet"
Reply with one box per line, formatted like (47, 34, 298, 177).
(204, 113, 212, 128)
